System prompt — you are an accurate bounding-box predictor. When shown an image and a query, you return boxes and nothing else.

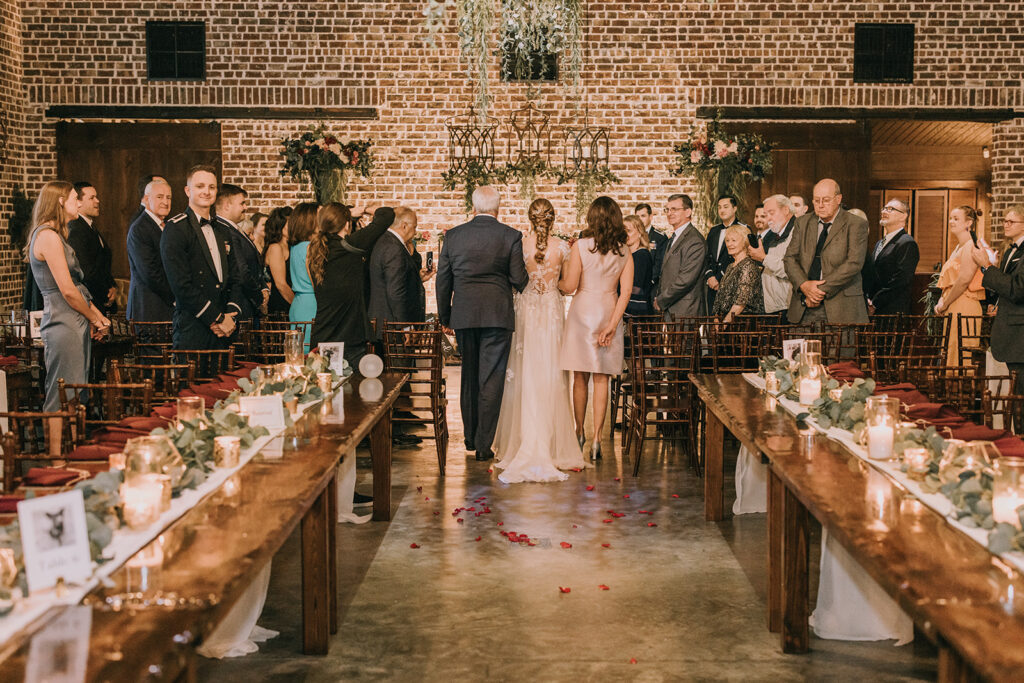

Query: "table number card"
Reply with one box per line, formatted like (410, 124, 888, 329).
(25, 605, 91, 683)
(29, 311, 43, 340)
(318, 342, 346, 377)
(239, 395, 287, 432)
(18, 490, 92, 594)
(782, 339, 805, 362)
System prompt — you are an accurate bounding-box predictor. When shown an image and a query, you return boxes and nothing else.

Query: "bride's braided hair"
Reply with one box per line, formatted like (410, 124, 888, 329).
(528, 198, 555, 263)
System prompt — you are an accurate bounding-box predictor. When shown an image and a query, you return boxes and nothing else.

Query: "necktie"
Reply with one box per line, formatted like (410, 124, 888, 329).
(808, 222, 831, 281)
(873, 237, 885, 260)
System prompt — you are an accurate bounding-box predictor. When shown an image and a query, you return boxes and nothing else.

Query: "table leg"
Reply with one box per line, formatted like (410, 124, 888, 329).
(370, 409, 392, 522)
(301, 485, 331, 655)
(767, 467, 783, 634)
(781, 483, 810, 653)
(327, 472, 338, 635)
(704, 408, 725, 521)
(938, 644, 981, 683)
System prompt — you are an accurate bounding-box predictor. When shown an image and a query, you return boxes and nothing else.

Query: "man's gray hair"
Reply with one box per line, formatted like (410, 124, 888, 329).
(472, 185, 501, 215)
(764, 194, 793, 213)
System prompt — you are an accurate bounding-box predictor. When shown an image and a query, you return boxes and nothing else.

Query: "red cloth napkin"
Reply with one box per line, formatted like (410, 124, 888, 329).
(176, 390, 216, 409)
(24, 468, 79, 486)
(905, 403, 961, 421)
(188, 383, 232, 400)
(0, 355, 18, 367)
(946, 423, 1008, 441)
(827, 361, 865, 380)
(0, 496, 23, 513)
(995, 437, 1024, 458)
(224, 367, 255, 379)
(152, 403, 177, 419)
(874, 382, 916, 392)
(118, 416, 170, 431)
(67, 443, 122, 461)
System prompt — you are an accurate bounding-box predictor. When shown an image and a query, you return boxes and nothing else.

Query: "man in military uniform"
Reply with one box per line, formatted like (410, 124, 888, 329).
(160, 164, 242, 350)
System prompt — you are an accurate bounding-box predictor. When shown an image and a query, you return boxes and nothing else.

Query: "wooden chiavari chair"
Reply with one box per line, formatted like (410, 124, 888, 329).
(0, 405, 86, 493)
(129, 321, 174, 365)
(238, 328, 292, 365)
(708, 322, 771, 373)
(670, 315, 718, 370)
(57, 378, 154, 433)
(612, 314, 662, 433)
(110, 360, 196, 403)
(904, 314, 951, 369)
(957, 313, 993, 368)
(381, 322, 448, 475)
(824, 323, 871, 361)
(165, 348, 236, 382)
(984, 384, 1024, 435)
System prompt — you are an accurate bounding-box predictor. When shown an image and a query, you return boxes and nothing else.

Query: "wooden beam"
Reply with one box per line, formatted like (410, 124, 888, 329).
(698, 106, 1021, 123)
(45, 105, 378, 121)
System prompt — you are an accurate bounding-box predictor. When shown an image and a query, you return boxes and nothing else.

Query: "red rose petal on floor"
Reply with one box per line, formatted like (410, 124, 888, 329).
(572, 524, 578, 528)
(601, 543, 611, 548)
(487, 469, 493, 473)
(586, 485, 595, 491)
(671, 494, 679, 498)
(559, 586, 571, 593)
(416, 486, 422, 492)
(410, 543, 420, 549)
(570, 467, 582, 472)
(598, 584, 610, 591)
(457, 518, 464, 523)
(629, 658, 637, 664)
(433, 511, 440, 516)
(424, 497, 430, 501)
(614, 477, 621, 482)
(497, 522, 504, 526)
(527, 542, 536, 546)
(467, 507, 476, 511)
(623, 494, 630, 499)
(647, 522, 658, 527)
(475, 536, 482, 542)
(560, 542, 572, 549)
(603, 519, 613, 524)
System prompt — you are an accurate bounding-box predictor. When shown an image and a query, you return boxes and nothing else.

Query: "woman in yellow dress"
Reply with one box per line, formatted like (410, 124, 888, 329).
(934, 205, 984, 365)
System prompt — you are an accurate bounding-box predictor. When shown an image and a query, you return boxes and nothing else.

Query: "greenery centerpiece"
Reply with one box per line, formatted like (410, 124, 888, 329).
(280, 124, 375, 205)
(671, 112, 773, 231)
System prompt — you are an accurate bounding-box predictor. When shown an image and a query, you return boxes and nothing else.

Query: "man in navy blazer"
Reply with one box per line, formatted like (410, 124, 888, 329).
(436, 186, 529, 461)
(160, 165, 242, 350)
(127, 178, 175, 322)
(862, 198, 920, 315)
(216, 183, 267, 327)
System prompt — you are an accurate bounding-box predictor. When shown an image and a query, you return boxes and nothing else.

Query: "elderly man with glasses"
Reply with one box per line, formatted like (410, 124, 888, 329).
(862, 198, 919, 315)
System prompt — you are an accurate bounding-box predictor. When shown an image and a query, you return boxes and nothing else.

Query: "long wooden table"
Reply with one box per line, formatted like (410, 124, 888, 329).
(691, 372, 1024, 683)
(0, 371, 406, 681)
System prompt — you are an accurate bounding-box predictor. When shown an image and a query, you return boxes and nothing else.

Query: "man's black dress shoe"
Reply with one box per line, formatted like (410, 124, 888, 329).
(464, 440, 476, 451)
(475, 450, 494, 461)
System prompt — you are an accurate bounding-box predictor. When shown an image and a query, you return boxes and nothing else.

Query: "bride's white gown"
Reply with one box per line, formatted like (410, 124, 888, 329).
(494, 234, 587, 483)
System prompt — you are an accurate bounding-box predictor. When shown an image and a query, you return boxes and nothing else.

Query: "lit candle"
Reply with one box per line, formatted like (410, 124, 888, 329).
(993, 458, 1024, 525)
(764, 372, 780, 394)
(283, 330, 304, 367)
(213, 436, 241, 468)
(993, 492, 1024, 525)
(122, 479, 163, 529)
(798, 377, 820, 405)
(317, 372, 333, 393)
(176, 396, 205, 425)
(903, 447, 930, 478)
(867, 424, 895, 460)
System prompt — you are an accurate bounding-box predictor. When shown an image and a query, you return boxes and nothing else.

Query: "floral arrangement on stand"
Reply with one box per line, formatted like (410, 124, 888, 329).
(671, 113, 773, 231)
(280, 124, 375, 205)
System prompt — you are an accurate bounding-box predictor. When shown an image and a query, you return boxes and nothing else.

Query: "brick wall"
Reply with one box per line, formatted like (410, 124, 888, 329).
(3, 0, 1023, 307)
(992, 118, 1024, 247)
(0, 0, 25, 306)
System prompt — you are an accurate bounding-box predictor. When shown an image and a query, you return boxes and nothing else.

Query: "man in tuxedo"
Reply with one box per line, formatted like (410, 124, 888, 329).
(862, 199, 919, 315)
(216, 184, 267, 328)
(789, 194, 809, 217)
(67, 182, 117, 315)
(972, 205, 1024, 394)
(654, 193, 706, 320)
(126, 178, 175, 322)
(437, 186, 528, 461)
(703, 195, 747, 313)
(369, 207, 427, 331)
(749, 194, 797, 315)
(636, 203, 667, 289)
(753, 204, 769, 241)
(784, 178, 869, 325)
(160, 165, 242, 350)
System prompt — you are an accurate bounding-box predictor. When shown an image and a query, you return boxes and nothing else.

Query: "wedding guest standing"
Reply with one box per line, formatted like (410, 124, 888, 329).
(635, 202, 667, 289)
(263, 207, 293, 317)
(288, 202, 319, 349)
(309, 202, 394, 366)
(559, 196, 633, 460)
(250, 212, 268, 254)
(216, 184, 267, 327)
(654, 193, 705, 320)
(67, 181, 117, 315)
(126, 178, 175, 322)
(862, 199, 919, 315)
(368, 207, 425, 332)
(783, 178, 869, 326)
(789, 193, 809, 217)
(748, 194, 796, 316)
(935, 205, 984, 364)
(623, 214, 654, 316)
(437, 186, 528, 461)
(161, 165, 242, 349)
(712, 225, 764, 322)
(27, 181, 110, 415)
(131, 174, 165, 223)
(972, 205, 1024, 394)
(753, 204, 769, 241)
(703, 195, 747, 312)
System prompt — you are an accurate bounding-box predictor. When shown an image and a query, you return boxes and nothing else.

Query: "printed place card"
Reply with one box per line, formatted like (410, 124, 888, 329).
(18, 489, 92, 594)
(318, 342, 346, 376)
(239, 395, 286, 432)
(29, 311, 43, 340)
(782, 339, 805, 362)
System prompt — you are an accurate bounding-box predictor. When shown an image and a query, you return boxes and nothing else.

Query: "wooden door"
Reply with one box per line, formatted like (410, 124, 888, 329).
(56, 122, 222, 280)
(913, 189, 948, 272)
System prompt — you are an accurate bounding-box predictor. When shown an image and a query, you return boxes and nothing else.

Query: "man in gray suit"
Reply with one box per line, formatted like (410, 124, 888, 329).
(783, 178, 869, 325)
(437, 186, 529, 461)
(654, 193, 706, 320)
(368, 207, 426, 333)
(972, 204, 1024, 395)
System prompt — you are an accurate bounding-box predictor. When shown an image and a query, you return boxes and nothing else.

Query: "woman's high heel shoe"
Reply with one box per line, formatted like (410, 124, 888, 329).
(577, 433, 586, 451)
(590, 441, 602, 461)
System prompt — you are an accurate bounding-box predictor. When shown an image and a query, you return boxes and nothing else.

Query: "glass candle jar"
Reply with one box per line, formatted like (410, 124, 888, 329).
(993, 458, 1024, 525)
(317, 372, 333, 393)
(176, 396, 205, 425)
(865, 395, 900, 460)
(764, 371, 781, 394)
(798, 351, 823, 405)
(902, 447, 931, 479)
(213, 436, 241, 468)
(108, 451, 127, 471)
(800, 339, 822, 358)
(283, 330, 304, 366)
(121, 478, 164, 529)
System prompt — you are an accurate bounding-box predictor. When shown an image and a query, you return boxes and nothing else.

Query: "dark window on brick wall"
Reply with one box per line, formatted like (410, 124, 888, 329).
(854, 23, 914, 83)
(500, 36, 558, 82)
(146, 21, 206, 81)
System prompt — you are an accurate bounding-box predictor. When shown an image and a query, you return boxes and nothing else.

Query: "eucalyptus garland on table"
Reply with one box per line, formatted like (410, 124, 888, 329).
(807, 377, 875, 432)
(756, 355, 799, 401)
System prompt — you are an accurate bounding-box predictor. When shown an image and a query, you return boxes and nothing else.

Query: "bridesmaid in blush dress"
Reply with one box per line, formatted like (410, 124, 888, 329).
(559, 196, 634, 460)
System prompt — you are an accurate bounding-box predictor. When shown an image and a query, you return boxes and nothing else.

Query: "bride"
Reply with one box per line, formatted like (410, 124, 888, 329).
(493, 198, 587, 483)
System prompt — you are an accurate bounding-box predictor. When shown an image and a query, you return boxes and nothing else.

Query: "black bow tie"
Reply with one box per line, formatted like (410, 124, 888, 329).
(199, 217, 212, 227)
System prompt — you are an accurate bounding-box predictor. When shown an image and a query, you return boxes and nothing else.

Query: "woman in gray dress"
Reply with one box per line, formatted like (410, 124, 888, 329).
(27, 181, 110, 419)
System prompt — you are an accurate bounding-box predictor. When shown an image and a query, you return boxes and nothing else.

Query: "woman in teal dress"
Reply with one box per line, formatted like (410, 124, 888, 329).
(288, 202, 319, 350)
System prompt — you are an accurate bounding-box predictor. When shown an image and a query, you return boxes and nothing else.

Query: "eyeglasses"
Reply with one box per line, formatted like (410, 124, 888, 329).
(881, 206, 906, 214)
(664, 206, 685, 214)
(1004, 218, 1024, 225)
(812, 196, 838, 204)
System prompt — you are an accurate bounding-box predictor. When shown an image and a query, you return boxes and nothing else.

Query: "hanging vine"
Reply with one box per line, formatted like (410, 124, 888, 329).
(457, 0, 494, 122)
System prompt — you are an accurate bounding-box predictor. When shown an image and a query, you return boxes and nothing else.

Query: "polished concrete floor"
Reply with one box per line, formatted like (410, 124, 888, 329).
(198, 368, 938, 682)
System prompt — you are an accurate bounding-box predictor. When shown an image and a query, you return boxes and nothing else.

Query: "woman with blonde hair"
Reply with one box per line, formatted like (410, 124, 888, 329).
(623, 214, 654, 315)
(27, 181, 110, 415)
(494, 198, 587, 482)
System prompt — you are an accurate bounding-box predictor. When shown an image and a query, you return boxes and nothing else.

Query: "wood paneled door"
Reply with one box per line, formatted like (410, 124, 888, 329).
(56, 122, 222, 280)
